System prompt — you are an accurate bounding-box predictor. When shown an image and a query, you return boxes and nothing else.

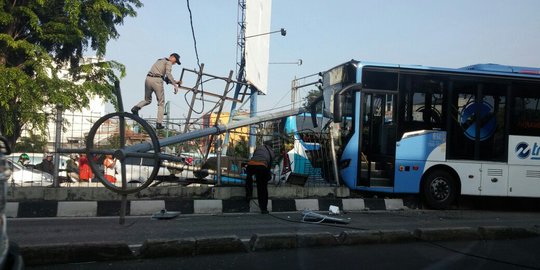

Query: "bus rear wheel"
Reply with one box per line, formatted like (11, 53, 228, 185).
(422, 170, 457, 209)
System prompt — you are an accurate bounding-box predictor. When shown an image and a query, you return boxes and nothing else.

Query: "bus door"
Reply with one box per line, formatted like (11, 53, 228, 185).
(358, 91, 397, 187)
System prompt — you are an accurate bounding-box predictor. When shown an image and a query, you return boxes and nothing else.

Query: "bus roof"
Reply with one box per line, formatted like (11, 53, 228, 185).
(341, 60, 540, 80)
(460, 63, 540, 75)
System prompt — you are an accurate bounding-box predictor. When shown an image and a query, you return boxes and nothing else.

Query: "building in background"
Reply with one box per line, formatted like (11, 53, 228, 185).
(202, 111, 250, 152)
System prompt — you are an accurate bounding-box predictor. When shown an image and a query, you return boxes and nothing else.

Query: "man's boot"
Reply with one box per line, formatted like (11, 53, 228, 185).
(131, 106, 139, 116)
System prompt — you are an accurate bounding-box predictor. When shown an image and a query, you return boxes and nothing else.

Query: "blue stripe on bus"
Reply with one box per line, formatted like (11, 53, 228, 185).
(393, 131, 446, 193)
(339, 131, 360, 190)
(396, 131, 444, 160)
(393, 161, 425, 193)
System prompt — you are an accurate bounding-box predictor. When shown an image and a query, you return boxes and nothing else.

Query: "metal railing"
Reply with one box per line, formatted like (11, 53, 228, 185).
(9, 110, 339, 189)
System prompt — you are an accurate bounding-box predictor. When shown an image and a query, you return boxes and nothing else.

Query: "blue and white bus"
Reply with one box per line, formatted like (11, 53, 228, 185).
(322, 60, 540, 209)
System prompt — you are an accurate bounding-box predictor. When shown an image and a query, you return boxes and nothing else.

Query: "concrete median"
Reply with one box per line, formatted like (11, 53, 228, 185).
(194, 235, 247, 255)
(19, 226, 540, 266)
(7, 197, 408, 218)
(139, 238, 196, 258)
(296, 232, 340, 248)
(139, 236, 246, 258)
(249, 233, 298, 251)
(249, 232, 340, 251)
(414, 227, 481, 242)
(338, 229, 416, 245)
(20, 242, 133, 266)
(478, 226, 539, 240)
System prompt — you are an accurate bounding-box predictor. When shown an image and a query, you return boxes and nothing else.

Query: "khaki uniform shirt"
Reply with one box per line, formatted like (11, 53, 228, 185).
(148, 58, 176, 84)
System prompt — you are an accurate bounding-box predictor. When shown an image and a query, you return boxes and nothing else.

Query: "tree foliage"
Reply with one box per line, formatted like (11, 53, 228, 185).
(226, 137, 248, 158)
(13, 132, 48, 153)
(0, 0, 142, 147)
(303, 88, 323, 113)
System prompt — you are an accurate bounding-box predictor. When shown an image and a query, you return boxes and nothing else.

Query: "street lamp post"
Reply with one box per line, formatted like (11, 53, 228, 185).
(225, 25, 287, 156)
(245, 28, 286, 39)
(269, 59, 303, 66)
(246, 28, 286, 156)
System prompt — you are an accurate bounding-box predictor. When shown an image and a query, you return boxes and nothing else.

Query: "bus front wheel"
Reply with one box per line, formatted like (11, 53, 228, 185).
(422, 170, 457, 209)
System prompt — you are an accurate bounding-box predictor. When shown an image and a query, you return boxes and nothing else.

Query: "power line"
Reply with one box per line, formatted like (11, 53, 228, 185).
(186, 0, 201, 69)
(185, 0, 205, 114)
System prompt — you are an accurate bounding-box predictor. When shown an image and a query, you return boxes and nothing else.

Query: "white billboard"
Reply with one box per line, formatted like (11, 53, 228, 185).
(244, 0, 272, 95)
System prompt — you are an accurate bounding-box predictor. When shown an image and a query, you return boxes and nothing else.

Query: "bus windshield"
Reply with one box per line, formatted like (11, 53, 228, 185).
(321, 62, 357, 157)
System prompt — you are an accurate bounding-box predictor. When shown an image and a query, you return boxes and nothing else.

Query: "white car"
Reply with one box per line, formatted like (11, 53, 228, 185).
(4, 159, 53, 186)
(6, 153, 69, 177)
(0, 137, 24, 269)
(115, 157, 177, 184)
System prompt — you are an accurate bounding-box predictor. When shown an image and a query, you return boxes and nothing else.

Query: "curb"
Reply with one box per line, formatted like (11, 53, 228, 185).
(140, 235, 246, 258)
(20, 226, 540, 266)
(6, 198, 408, 218)
(20, 242, 133, 266)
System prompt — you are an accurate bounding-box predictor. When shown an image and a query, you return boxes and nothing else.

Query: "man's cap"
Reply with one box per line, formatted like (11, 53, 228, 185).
(46, 153, 53, 157)
(171, 53, 181, 65)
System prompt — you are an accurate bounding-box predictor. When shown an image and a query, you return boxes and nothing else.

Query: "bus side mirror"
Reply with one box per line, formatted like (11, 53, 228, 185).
(333, 94, 343, 123)
(308, 95, 325, 128)
(310, 106, 318, 128)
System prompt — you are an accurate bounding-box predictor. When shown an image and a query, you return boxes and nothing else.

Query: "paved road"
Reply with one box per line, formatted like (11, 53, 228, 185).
(8, 210, 540, 246)
(28, 236, 540, 270)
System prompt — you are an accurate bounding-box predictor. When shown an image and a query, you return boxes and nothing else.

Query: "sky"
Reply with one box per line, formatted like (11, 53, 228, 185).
(104, 0, 540, 120)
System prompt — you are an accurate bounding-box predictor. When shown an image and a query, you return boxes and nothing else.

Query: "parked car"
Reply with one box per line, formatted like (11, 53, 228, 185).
(117, 157, 176, 184)
(4, 159, 53, 186)
(6, 153, 69, 177)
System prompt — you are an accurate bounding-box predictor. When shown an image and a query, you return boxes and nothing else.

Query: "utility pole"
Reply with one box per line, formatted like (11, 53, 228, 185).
(222, 0, 247, 156)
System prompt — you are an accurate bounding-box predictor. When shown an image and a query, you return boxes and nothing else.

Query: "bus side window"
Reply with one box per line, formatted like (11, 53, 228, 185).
(511, 83, 540, 136)
(399, 74, 446, 135)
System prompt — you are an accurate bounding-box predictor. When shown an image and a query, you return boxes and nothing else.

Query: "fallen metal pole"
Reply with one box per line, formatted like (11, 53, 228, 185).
(57, 108, 305, 159)
(126, 107, 306, 154)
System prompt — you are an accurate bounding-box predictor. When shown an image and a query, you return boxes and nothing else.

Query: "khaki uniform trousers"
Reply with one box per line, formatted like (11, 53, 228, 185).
(136, 76, 165, 124)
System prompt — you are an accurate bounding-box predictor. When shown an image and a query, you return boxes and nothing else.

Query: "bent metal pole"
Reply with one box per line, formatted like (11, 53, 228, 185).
(125, 107, 305, 155)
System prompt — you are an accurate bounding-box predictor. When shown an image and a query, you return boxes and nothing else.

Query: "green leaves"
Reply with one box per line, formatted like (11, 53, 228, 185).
(0, 0, 142, 147)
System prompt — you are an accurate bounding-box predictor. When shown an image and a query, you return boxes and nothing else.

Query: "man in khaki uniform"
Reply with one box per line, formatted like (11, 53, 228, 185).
(131, 53, 182, 129)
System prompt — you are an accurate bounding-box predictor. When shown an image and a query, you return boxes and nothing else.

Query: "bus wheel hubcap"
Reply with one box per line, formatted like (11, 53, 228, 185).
(430, 177, 449, 201)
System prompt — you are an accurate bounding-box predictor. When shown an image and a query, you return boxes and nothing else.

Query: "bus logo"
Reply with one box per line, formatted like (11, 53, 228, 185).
(515, 142, 530, 159)
(515, 142, 540, 160)
(460, 101, 496, 141)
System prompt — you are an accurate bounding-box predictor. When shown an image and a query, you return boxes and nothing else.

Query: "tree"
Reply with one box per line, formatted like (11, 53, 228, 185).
(0, 0, 143, 147)
(226, 137, 248, 158)
(13, 132, 48, 153)
(303, 88, 323, 113)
